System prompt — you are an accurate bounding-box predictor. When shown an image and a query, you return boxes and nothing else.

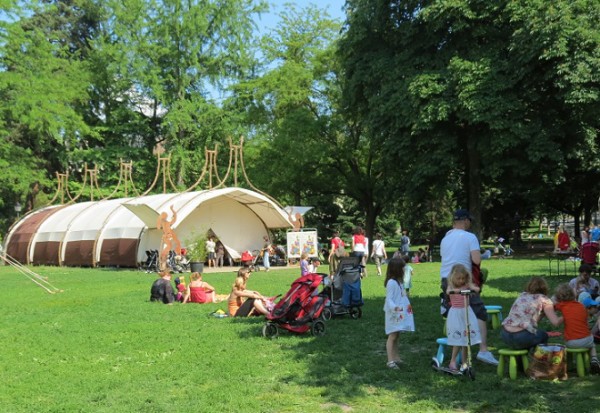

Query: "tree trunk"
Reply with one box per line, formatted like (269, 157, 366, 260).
(466, 132, 482, 239)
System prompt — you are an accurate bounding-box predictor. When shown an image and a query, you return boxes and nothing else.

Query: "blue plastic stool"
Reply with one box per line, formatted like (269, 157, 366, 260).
(435, 337, 462, 365)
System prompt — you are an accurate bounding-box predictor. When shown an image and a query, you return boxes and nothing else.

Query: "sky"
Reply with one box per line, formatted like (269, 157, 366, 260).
(256, 0, 347, 33)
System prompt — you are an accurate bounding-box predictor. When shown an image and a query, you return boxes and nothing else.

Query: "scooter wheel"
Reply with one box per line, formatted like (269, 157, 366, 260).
(466, 367, 475, 380)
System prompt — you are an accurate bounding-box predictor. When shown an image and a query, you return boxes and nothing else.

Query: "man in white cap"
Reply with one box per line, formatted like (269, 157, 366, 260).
(440, 209, 498, 366)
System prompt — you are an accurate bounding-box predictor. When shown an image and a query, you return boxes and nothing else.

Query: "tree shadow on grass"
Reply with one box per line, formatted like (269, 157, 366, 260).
(240, 292, 598, 412)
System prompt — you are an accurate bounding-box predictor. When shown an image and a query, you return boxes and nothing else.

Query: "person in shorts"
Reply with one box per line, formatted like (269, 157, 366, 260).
(440, 209, 498, 366)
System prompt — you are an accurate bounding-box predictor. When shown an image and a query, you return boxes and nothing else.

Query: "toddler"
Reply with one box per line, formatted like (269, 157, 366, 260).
(300, 253, 309, 276)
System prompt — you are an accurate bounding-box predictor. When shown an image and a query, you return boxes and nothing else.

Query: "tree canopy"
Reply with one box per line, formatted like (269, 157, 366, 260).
(0, 0, 598, 246)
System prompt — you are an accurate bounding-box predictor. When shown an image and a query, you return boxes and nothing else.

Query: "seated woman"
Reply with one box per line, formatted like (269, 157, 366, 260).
(501, 276, 563, 350)
(227, 268, 269, 317)
(182, 272, 218, 304)
(569, 263, 599, 301)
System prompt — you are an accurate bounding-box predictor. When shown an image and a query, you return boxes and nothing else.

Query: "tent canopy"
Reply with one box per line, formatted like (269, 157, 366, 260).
(4, 187, 293, 267)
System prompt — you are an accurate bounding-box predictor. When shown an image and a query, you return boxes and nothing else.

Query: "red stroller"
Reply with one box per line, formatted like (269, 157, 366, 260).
(262, 273, 329, 338)
(580, 242, 599, 268)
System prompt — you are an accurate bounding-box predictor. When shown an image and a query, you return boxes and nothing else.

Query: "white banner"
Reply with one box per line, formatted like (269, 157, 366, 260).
(286, 230, 318, 259)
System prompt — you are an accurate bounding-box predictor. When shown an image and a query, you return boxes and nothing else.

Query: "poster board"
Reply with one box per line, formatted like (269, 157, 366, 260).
(286, 229, 318, 259)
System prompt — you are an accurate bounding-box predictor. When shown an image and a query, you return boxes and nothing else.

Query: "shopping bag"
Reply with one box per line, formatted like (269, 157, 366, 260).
(526, 344, 567, 380)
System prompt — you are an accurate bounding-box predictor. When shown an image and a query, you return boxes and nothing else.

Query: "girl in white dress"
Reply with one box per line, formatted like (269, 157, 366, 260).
(383, 258, 415, 369)
(446, 264, 481, 371)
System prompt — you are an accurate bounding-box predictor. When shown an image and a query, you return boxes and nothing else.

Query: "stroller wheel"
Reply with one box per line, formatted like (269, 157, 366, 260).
(262, 323, 278, 339)
(321, 307, 333, 321)
(349, 306, 362, 319)
(311, 320, 326, 337)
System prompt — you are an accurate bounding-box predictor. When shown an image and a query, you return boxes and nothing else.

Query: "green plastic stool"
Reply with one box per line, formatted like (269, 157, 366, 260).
(487, 309, 501, 329)
(485, 305, 503, 330)
(497, 349, 529, 379)
(566, 347, 590, 377)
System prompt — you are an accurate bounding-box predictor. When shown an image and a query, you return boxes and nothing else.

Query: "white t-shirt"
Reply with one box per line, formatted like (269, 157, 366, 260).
(372, 239, 386, 257)
(439, 228, 480, 279)
(206, 239, 216, 253)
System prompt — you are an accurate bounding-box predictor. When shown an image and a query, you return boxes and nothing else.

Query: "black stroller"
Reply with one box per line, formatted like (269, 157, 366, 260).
(141, 249, 159, 273)
(321, 256, 364, 320)
(167, 250, 187, 273)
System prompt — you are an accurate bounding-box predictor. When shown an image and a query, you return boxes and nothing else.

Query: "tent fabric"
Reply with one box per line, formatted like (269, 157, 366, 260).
(5, 206, 62, 264)
(3, 187, 292, 268)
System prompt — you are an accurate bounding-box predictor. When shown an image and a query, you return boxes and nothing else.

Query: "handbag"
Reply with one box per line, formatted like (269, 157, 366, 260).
(526, 344, 567, 380)
(334, 241, 347, 258)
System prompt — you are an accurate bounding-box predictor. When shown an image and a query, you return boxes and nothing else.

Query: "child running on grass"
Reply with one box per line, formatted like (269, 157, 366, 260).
(446, 264, 481, 372)
(554, 283, 600, 374)
(383, 258, 415, 369)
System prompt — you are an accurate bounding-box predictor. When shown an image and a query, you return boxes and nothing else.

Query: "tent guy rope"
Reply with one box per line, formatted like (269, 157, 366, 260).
(1, 247, 62, 294)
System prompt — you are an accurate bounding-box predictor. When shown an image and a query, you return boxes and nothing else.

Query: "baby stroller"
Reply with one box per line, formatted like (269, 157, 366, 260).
(141, 249, 159, 273)
(495, 237, 513, 257)
(580, 242, 599, 269)
(321, 256, 364, 320)
(167, 250, 184, 273)
(241, 250, 257, 271)
(262, 273, 329, 338)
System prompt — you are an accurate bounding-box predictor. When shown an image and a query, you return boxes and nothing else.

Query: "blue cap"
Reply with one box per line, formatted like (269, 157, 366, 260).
(453, 209, 473, 221)
(582, 297, 599, 308)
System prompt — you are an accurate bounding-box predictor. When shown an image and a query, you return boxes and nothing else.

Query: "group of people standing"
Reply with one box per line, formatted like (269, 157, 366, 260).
(327, 226, 395, 278)
(205, 236, 228, 268)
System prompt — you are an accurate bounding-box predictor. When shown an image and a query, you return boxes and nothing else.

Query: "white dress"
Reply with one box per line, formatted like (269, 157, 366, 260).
(446, 292, 481, 346)
(384, 279, 415, 335)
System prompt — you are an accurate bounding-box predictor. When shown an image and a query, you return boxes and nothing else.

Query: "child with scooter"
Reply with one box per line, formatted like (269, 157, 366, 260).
(445, 264, 481, 375)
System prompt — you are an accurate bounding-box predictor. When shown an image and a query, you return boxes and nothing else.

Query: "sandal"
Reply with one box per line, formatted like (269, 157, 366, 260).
(386, 361, 400, 369)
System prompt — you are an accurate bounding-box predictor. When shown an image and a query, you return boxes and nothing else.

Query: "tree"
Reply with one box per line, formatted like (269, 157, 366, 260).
(233, 3, 398, 245)
(102, 0, 267, 186)
(338, 0, 600, 238)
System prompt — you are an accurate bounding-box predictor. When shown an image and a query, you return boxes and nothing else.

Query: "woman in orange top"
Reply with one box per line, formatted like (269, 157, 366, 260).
(554, 283, 600, 373)
(227, 268, 269, 317)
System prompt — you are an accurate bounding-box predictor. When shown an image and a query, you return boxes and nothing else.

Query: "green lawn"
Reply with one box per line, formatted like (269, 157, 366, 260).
(0, 258, 598, 412)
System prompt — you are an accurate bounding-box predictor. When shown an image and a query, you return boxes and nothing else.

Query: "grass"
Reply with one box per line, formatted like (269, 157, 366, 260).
(0, 257, 598, 412)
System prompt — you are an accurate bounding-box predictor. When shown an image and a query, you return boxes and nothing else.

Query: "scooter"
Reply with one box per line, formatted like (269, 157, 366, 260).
(431, 289, 475, 380)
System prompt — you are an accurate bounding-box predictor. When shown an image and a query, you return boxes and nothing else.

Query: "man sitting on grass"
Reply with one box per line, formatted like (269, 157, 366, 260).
(150, 270, 175, 304)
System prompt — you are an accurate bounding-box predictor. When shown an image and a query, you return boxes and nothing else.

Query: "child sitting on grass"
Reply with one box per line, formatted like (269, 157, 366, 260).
(554, 283, 600, 374)
(174, 276, 186, 302)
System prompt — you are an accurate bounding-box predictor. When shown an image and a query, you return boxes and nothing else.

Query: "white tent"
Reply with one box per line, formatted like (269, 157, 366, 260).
(4, 187, 292, 267)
